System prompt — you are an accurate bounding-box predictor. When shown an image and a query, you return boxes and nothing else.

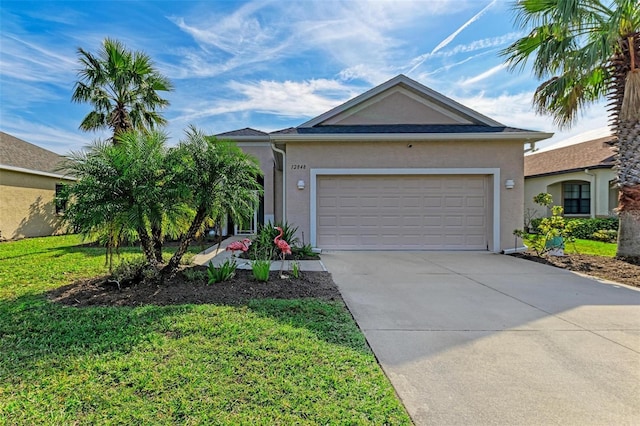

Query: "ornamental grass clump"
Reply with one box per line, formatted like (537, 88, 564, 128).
(251, 259, 271, 282)
(207, 258, 236, 284)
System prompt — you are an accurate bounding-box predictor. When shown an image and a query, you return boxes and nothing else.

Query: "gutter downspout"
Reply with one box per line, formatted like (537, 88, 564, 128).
(271, 144, 286, 222)
(584, 169, 596, 218)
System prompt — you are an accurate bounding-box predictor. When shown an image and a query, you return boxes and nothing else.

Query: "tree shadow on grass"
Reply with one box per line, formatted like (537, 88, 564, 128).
(0, 293, 405, 425)
(0, 295, 192, 375)
(2, 281, 370, 380)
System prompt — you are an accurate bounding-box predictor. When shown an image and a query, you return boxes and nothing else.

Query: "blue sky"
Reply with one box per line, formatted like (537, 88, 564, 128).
(0, 0, 611, 155)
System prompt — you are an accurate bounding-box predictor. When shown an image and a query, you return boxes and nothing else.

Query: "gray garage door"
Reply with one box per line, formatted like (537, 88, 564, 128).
(316, 175, 489, 250)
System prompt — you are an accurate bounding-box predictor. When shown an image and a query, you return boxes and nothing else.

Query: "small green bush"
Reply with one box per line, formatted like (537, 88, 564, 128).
(591, 229, 618, 243)
(514, 193, 576, 257)
(112, 257, 148, 282)
(207, 259, 236, 284)
(292, 244, 317, 259)
(567, 217, 619, 239)
(530, 217, 544, 233)
(530, 217, 618, 239)
(180, 252, 196, 265)
(183, 268, 207, 283)
(251, 259, 271, 282)
(290, 261, 300, 279)
(247, 222, 299, 260)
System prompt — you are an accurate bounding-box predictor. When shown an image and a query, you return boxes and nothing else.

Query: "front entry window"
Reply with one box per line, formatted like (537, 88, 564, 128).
(563, 182, 590, 214)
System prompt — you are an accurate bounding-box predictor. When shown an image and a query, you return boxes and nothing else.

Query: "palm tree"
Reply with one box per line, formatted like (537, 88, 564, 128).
(72, 38, 173, 142)
(162, 127, 263, 277)
(502, 0, 640, 257)
(62, 130, 189, 268)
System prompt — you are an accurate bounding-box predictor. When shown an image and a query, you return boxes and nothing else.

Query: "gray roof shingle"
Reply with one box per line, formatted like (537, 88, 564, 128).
(0, 132, 67, 174)
(216, 128, 268, 137)
(524, 136, 616, 177)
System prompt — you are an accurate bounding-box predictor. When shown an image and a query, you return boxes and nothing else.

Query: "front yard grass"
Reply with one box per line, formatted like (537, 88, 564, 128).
(0, 235, 410, 424)
(565, 238, 617, 257)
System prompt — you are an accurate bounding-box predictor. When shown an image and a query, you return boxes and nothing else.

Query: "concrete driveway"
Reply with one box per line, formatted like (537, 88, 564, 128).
(322, 251, 640, 426)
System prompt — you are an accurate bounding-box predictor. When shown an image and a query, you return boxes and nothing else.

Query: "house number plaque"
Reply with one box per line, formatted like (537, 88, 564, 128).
(290, 164, 307, 170)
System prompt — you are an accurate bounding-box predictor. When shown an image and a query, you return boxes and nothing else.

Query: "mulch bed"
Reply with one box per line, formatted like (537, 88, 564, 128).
(48, 267, 341, 307)
(511, 252, 640, 287)
(48, 251, 639, 308)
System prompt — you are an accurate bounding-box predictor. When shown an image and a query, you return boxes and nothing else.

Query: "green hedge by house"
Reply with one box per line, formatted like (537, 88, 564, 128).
(530, 217, 619, 240)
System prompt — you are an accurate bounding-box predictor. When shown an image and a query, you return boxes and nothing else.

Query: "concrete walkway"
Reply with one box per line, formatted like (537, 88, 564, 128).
(193, 236, 326, 272)
(322, 251, 640, 426)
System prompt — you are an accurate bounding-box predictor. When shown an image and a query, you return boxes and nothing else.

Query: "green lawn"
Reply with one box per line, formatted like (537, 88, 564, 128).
(565, 238, 617, 257)
(0, 235, 410, 424)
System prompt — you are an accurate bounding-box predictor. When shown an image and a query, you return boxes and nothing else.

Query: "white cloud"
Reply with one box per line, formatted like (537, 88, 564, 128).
(455, 91, 610, 149)
(0, 117, 95, 154)
(176, 78, 357, 122)
(169, 0, 470, 84)
(446, 32, 523, 56)
(0, 33, 76, 85)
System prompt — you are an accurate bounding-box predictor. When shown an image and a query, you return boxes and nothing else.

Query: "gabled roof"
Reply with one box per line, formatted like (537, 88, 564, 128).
(300, 74, 504, 128)
(216, 127, 268, 137)
(218, 75, 552, 144)
(0, 131, 69, 177)
(525, 136, 616, 178)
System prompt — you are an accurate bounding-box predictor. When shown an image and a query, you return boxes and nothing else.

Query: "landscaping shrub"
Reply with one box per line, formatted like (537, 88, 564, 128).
(513, 193, 576, 257)
(591, 229, 618, 243)
(112, 257, 149, 284)
(566, 217, 619, 240)
(530, 217, 543, 233)
(529, 217, 618, 240)
(182, 268, 207, 283)
(247, 222, 299, 260)
(251, 259, 271, 282)
(207, 258, 237, 284)
(291, 243, 318, 259)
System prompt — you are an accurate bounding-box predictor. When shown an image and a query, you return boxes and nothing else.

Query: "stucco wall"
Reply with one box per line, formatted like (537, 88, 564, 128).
(281, 139, 524, 251)
(524, 168, 617, 220)
(325, 88, 471, 126)
(0, 169, 73, 239)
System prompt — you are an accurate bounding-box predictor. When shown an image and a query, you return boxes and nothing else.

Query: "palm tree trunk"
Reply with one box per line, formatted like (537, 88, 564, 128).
(617, 187, 640, 258)
(162, 207, 207, 277)
(137, 226, 157, 266)
(152, 224, 163, 263)
(615, 36, 640, 258)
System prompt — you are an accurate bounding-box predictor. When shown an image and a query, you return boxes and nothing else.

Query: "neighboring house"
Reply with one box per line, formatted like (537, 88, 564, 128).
(524, 136, 618, 220)
(219, 75, 551, 252)
(0, 132, 75, 239)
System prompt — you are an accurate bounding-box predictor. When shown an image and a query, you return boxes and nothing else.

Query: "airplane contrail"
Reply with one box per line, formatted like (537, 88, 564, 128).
(431, 0, 498, 54)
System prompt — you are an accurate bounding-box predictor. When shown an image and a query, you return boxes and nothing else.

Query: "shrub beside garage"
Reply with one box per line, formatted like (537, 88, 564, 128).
(531, 217, 619, 241)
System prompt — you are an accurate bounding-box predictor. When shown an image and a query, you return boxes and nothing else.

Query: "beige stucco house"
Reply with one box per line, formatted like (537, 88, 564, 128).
(524, 136, 618, 220)
(0, 132, 75, 239)
(219, 75, 552, 252)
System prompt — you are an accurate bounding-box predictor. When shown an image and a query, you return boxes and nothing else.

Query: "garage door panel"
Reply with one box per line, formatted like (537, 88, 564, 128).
(467, 215, 485, 227)
(317, 175, 488, 250)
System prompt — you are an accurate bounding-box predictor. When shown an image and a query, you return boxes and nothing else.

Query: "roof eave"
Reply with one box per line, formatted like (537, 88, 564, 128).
(0, 164, 77, 180)
(217, 135, 270, 142)
(270, 131, 554, 143)
(525, 164, 614, 179)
